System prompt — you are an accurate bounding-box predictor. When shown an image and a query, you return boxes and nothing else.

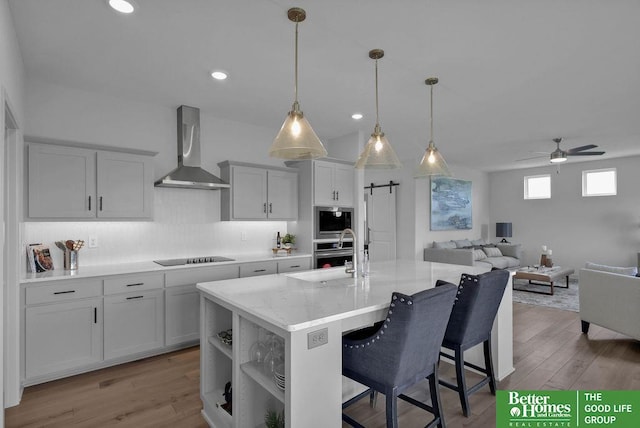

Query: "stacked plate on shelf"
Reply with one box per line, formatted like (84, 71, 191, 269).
(274, 363, 285, 391)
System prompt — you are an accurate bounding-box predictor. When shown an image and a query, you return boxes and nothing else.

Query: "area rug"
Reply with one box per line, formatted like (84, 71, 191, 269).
(512, 277, 579, 312)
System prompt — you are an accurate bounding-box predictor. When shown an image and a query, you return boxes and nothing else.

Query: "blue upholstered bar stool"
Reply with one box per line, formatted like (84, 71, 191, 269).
(342, 284, 458, 428)
(436, 269, 509, 417)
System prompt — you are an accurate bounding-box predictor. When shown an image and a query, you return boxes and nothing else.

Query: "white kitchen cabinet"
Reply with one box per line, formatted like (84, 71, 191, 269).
(164, 264, 239, 346)
(24, 278, 103, 382)
(239, 260, 278, 277)
(28, 143, 97, 218)
(96, 151, 154, 218)
(313, 160, 354, 207)
(104, 289, 164, 360)
(27, 141, 155, 220)
(25, 296, 102, 380)
(277, 257, 311, 273)
(219, 161, 298, 220)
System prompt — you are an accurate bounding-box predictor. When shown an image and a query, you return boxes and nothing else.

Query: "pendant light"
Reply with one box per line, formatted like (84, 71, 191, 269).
(269, 7, 327, 160)
(415, 77, 451, 177)
(355, 49, 402, 169)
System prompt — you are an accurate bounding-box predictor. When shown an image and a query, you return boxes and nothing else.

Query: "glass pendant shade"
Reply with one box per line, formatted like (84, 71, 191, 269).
(415, 141, 451, 177)
(270, 105, 327, 159)
(269, 8, 327, 160)
(355, 127, 402, 169)
(355, 49, 402, 169)
(415, 77, 451, 177)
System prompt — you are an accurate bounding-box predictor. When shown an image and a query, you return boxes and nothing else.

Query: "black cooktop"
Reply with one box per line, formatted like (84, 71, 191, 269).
(153, 256, 235, 267)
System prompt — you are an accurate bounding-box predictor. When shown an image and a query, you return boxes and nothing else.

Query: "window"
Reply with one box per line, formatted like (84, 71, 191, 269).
(524, 174, 551, 199)
(582, 168, 616, 197)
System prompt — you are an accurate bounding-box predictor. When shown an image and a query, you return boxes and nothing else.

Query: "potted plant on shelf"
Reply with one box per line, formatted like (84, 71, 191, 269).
(264, 409, 285, 428)
(281, 233, 296, 249)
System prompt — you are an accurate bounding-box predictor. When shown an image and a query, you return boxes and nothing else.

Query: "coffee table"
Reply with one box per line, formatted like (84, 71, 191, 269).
(513, 266, 574, 295)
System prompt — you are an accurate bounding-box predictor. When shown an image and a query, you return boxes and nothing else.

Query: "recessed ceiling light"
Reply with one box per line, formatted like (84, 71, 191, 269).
(108, 0, 135, 14)
(351, 113, 363, 120)
(211, 71, 228, 81)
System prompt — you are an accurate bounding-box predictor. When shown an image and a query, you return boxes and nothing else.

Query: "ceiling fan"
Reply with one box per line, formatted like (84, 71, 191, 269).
(517, 138, 605, 163)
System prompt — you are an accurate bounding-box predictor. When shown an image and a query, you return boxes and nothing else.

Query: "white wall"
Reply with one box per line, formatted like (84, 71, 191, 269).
(489, 157, 640, 270)
(22, 79, 295, 267)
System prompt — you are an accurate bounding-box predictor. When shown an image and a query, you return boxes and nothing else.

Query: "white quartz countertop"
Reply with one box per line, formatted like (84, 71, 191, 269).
(197, 259, 488, 332)
(20, 252, 312, 284)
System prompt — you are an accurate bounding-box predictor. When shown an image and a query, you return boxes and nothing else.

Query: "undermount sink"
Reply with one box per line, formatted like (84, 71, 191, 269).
(286, 268, 353, 283)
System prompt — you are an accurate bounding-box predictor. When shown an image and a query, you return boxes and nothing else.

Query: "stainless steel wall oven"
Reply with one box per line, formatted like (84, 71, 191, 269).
(314, 241, 353, 269)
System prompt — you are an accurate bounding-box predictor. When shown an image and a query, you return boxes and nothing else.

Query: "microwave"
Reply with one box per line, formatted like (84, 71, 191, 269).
(315, 206, 353, 239)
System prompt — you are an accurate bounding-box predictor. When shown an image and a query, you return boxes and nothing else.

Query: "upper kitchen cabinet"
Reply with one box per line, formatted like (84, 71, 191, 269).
(27, 141, 155, 220)
(313, 160, 354, 207)
(219, 161, 298, 220)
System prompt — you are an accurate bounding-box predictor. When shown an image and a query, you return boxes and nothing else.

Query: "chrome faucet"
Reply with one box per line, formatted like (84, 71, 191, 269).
(338, 228, 358, 278)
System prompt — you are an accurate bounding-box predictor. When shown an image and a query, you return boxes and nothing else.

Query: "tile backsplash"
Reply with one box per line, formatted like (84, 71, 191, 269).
(23, 188, 288, 271)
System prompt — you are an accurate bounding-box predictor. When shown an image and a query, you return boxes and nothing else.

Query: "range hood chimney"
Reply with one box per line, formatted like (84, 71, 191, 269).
(155, 105, 230, 190)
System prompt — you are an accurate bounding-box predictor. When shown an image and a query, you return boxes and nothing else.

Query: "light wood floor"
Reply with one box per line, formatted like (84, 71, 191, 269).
(6, 303, 640, 427)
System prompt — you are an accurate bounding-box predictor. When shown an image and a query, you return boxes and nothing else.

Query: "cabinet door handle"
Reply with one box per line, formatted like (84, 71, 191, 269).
(263, 202, 267, 213)
(253, 269, 266, 273)
(88, 195, 92, 211)
(94, 307, 97, 324)
(269, 203, 272, 214)
(53, 290, 75, 295)
(290, 265, 301, 268)
(126, 282, 144, 287)
(336, 191, 339, 200)
(332, 190, 336, 200)
(126, 295, 144, 300)
(99, 196, 103, 211)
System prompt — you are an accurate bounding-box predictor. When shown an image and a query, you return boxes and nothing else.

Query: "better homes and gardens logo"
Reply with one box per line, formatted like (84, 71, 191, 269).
(497, 390, 640, 427)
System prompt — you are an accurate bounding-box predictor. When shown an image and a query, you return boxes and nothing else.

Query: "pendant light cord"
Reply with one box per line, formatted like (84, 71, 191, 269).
(429, 84, 434, 142)
(294, 20, 299, 106)
(374, 58, 380, 128)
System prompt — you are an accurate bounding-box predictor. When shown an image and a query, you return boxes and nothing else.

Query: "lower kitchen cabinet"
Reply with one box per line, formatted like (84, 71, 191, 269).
(240, 261, 278, 277)
(104, 289, 164, 360)
(165, 284, 200, 346)
(277, 258, 311, 273)
(25, 297, 102, 379)
(164, 264, 240, 347)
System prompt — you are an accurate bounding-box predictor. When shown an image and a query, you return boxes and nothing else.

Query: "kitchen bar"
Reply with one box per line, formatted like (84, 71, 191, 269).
(197, 259, 514, 427)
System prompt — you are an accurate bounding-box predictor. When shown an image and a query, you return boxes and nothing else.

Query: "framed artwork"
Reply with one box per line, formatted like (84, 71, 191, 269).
(430, 177, 472, 230)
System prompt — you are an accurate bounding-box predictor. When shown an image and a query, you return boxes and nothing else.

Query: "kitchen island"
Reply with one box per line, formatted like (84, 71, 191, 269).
(197, 259, 513, 428)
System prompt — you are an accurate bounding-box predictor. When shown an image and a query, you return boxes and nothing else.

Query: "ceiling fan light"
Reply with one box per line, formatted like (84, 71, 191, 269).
(415, 141, 451, 177)
(270, 108, 327, 159)
(355, 130, 402, 169)
(550, 150, 567, 163)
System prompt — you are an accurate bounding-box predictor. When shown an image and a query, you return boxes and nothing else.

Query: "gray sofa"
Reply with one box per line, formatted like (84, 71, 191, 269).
(423, 239, 522, 270)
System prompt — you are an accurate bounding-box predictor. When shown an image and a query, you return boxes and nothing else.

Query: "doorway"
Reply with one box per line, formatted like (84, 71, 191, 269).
(364, 182, 398, 262)
(2, 90, 21, 425)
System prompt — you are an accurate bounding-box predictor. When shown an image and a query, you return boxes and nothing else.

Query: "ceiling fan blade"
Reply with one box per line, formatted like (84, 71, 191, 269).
(567, 151, 605, 156)
(567, 144, 598, 153)
(516, 155, 547, 162)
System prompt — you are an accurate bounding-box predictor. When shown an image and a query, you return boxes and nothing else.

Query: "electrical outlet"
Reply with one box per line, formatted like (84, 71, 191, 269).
(241, 231, 247, 241)
(307, 328, 328, 349)
(88, 236, 98, 248)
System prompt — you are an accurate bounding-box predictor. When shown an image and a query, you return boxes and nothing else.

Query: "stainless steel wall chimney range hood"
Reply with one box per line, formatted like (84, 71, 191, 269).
(154, 105, 230, 190)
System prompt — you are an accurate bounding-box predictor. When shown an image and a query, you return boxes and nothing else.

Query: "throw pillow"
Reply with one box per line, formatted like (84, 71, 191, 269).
(483, 247, 503, 258)
(471, 239, 487, 246)
(433, 241, 456, 249)
(453, 239, 473, 248)
(473, 249, 487, 261)
(584, 262, 638, 276)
